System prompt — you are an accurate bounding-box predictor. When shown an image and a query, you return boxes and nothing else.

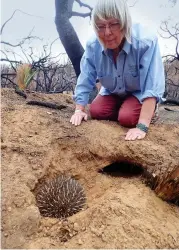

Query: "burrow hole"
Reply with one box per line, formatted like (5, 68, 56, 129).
(98, 161, 144, 177)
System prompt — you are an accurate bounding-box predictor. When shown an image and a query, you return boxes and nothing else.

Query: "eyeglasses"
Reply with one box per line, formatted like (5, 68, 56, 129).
(96, 22, 121, 35)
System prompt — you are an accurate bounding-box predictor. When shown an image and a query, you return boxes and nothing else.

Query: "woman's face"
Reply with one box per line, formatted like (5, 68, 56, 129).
(96, 18, 124, 49)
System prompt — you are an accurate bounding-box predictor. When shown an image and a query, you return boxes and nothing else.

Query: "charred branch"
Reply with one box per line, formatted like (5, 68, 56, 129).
(71, 11, 91, 18)
(26, 100, 67, 110)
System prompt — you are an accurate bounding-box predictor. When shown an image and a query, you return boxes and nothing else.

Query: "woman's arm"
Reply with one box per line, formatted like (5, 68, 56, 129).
(70, 38, 97, 125)
(125, 97, 156, 141)
(138, 97, 156, 127)
(73, 39, 97, 108)
(125, 36, 165, 140)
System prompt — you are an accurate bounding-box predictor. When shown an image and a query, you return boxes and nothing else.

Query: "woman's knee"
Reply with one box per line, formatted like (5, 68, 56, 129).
(90, 102, 118, 120)
(90, 95, 119, 120)
(118, 110, 139, 128)
(89, 103, 101, 119)
(118, 96, 141, 127)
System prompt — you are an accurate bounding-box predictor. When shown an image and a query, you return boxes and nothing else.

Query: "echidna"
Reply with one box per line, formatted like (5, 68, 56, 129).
(36, 175, 86, 219)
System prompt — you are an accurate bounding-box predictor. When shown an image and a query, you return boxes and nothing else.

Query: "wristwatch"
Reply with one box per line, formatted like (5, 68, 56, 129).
(136, 123, 149, 133)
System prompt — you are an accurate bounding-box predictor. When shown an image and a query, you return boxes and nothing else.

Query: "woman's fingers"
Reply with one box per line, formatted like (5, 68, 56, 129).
(125, 128, 146, 141)
(72, 115, 81, 126)
(136, 134, 145, 140)
(84, 114, 88, 121)
(126, 133, 137, 141)
(76, 115, 82, 126)
(70, 112, 88, 126)
(70, 114, 78, 125)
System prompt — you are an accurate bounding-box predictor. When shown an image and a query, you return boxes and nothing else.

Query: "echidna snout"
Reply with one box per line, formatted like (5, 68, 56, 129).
(36, 176, 86, 219)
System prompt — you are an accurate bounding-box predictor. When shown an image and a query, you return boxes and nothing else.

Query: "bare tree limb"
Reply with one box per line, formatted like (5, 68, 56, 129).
(168, 0, 177, 6)
(1, 58, 21, 64)
(1, 10, 19, 35)
(1, 75, 17, 87)
(1, 38, 34, 47)
(75, 0, 93, 11)
(1, 27, 42, 48)
(128, 0, 138, 7)
(55, 0, 85, 77)
(71, 11, 91, 18)
(0, 9, 43, 35)
(160, 21, 179, 61)
(160, 19, 179, 102)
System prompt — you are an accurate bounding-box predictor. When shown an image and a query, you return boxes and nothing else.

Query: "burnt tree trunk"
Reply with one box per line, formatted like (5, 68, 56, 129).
(55, 0, 84, 77)
(154, 167, 179, 204)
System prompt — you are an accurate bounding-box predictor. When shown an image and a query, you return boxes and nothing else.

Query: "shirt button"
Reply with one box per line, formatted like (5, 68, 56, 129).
(118, 75, 121, 77)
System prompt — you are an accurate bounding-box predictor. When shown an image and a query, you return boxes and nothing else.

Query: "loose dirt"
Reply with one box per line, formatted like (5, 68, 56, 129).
(1, 88, 179, 249)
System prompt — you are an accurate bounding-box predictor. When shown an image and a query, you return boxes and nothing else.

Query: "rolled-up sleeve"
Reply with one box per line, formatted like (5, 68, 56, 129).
(135, 38, 165, 103)
(73, 41, 97, 106)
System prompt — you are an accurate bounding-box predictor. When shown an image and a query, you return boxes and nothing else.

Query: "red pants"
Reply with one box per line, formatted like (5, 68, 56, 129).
(89, 95, 142, 128)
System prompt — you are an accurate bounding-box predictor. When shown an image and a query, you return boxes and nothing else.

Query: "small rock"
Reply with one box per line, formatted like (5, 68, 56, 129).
(90, 226, 102, 236)
(48, 218, 58, 226)
(73, 222, 80, 231)
(1, 144, 7, 149)
(15, 169, 20, 174)
(7, 207, 12, 212)
(101, 225, 105, 230)
(32, 165, 38, 170)
(63, 221, 68, 226)
(28, 135, 33, 137)
(78, 239, 83, 245)
(38, 227, 43, 233)
(101, 233, 107, 242)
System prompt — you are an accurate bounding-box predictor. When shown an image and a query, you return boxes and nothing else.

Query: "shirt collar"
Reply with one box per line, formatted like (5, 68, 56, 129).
(122, 39, 131, 54)
(102, 38, 131, 56)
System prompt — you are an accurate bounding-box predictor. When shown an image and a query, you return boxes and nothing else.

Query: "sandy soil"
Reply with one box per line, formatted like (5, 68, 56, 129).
(1, 88, 179, 249)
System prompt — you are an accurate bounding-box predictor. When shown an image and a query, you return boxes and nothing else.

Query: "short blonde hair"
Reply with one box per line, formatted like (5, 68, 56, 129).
(91, 0, 132, 43)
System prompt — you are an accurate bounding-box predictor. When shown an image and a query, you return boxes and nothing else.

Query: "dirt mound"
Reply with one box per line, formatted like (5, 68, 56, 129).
(1, 88, 179, 249)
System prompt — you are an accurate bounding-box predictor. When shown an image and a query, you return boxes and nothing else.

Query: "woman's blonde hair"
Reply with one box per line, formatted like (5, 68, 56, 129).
(91, 0, 132, 43)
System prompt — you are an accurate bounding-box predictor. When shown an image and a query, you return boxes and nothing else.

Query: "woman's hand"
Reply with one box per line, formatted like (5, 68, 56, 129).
(70, 110, 88, 126)
(125, 128, 146, 141)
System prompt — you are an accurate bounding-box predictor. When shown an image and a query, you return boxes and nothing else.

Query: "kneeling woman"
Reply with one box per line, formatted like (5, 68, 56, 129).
(70, 0, 165, 141)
